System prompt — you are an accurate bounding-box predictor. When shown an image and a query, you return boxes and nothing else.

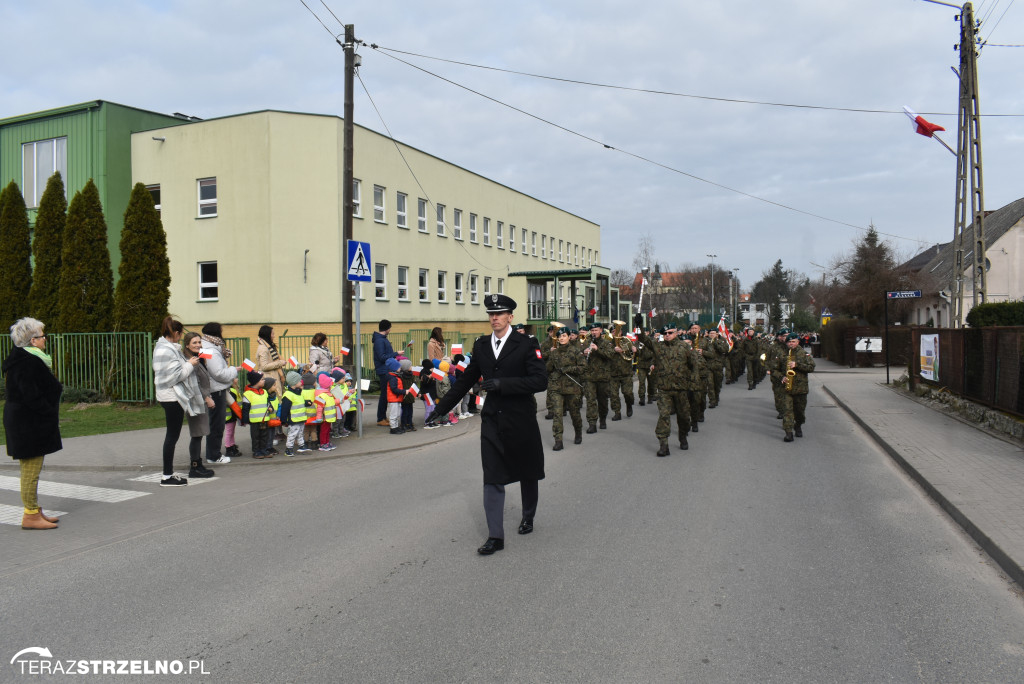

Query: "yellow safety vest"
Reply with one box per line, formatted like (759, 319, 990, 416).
(243, 388, 270, 423)
(283, 389, 307, 423)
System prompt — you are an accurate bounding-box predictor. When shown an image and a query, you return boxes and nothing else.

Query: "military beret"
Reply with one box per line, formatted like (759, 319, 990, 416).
(590, 322, 603, 330)
(513, 323, 525, 331)
(484, 293, 517, 313)
(786, 332, 800, 341)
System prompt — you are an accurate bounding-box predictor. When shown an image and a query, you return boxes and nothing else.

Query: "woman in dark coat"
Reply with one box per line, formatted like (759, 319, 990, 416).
(2, 317, 63, 530)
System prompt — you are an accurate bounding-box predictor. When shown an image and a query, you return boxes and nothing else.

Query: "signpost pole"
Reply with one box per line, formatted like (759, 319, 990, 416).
(884, 294, 890, 385)
(346, 239, 372, 439)
(355, 281, 362, 438)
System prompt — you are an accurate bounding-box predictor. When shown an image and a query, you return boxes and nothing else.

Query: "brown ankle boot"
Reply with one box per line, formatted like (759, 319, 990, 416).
(39, 510, 60, 523)
(22, 511, 58, 530)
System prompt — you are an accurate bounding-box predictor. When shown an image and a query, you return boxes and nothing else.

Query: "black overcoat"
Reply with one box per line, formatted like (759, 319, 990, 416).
(2, 346, 64, 459)
(433, 331, 547, 485)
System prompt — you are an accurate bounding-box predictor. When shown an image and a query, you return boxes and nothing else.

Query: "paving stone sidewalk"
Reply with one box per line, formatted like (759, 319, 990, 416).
(818, 362, 1024, 588)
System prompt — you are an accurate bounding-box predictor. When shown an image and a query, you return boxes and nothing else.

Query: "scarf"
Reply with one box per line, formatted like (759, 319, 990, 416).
(25, 345, 53, 370)
(202, 333, 231, 360)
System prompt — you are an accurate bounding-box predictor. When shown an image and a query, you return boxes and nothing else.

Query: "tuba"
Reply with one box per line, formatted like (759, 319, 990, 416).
(783, 349, 797, 393)
(611, 320, 634, 361)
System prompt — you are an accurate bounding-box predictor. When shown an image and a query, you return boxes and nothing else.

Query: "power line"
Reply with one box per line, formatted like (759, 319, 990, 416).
(297, 0, 339, 39)
(985, 0, 1017, 42)
(369, 44, 1024, 118)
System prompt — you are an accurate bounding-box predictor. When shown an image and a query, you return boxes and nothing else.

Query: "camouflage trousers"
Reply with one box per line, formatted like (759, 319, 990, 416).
(551, 392, 582, 440)
(771, 375, 784, 415)
(656, 389, 690, 444)
(637, 369, 657, 402)
(546, 388, 556, 415)
(585, 379, 610, 425)
(707, 367, 723, 405)
(780, 391, 808, 431)
(688, 386, 706, 426)
(609, 375, 634, 413)
(745, 359, 759, 388)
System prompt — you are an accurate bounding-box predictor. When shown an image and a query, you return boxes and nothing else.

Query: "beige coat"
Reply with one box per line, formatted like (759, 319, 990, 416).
(256, 338, 286, 390)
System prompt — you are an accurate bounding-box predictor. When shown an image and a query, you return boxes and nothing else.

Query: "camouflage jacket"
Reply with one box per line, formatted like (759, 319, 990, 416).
(637, 338, 656, 369)
(584, 334, 615, 382)
(770, 345, 815, 395)
(638, 332, 697, 391)
(739, 336, 760, 360)
(546, 342, 586, 395)
(766, 340, 787, 376)
(699, 337, 730, 371)
(609, 336, 635, 377)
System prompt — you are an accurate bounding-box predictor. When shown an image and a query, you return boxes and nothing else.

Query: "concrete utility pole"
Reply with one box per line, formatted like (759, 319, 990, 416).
(952, 2, 986, 327)
(341, 24, 356, 349)
(706, 254, 717, 323)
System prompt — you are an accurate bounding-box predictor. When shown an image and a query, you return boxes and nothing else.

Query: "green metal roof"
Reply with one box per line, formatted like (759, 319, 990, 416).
(508, 268, 605, 278)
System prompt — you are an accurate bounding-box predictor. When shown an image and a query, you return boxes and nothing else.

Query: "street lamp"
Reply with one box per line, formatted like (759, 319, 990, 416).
(706, 254, 717, 324)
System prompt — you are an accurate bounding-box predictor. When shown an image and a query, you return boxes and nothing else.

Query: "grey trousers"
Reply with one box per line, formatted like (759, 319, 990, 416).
(483, 481, 538, 539)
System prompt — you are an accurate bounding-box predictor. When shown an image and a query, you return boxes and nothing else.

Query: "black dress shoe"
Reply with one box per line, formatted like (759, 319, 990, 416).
(477, 537, 504, 555)
(517, 518, 533, 535)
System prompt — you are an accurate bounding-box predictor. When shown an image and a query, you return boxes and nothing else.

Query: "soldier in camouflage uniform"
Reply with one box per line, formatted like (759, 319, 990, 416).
(638, 322, 697, 457)
(583, 322, 614, 433)
(700, 327, 730, 407)
(766, 328, 789, 420)
(739, 328, 760, 390)
(636, 329, 657, 406)
(608, 331, 636, 420)
(685, 329, 708, 431)
(770, 333, 816, 442)
(726, 331, 743, 384)
(540, 325, 561, 420)
(545, 327, 585, 450)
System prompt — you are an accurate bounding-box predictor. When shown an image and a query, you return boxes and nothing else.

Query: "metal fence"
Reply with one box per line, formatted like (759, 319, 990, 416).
(910, 326, 1024, 417)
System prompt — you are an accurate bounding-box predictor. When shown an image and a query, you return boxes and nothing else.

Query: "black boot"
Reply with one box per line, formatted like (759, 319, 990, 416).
(784, 431, 794, 442)
(795, 426, 803, 438)
(552, 440, 564, 451)
(544, 412, 554, 420)
(679, 435, 689, 450)
(599, 419, 607, 429)
(189, 461, 214, 478)
(691, 422, 698, 433)
(586, 423, 597, 434)
(656, 443, 670, 457)
(639, 399, 645, 406)
(611, 412, 622, 422)
(574, 428, 583, 445)
(626, 403, 633, 418)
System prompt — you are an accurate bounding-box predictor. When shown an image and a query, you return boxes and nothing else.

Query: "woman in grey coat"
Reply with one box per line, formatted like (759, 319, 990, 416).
(182, 332, 216, 479)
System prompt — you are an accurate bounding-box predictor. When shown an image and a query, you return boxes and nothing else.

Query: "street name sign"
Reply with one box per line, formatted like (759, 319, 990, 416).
(886, 290, 922, 299)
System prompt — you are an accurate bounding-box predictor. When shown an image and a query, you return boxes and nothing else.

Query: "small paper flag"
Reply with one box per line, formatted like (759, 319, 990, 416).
(198, 352, 214, 360)
(431, 368, 446, 381)
(450, 343, 463, 354)
(340, 346, 350, 356)
(425, 393, 435, 409)
(476, 395, 484, 407)
(242, 358, 256, 372)
(407, 383, 420, 398)
(456, 360, 468, 371)
(288, 355, 299, 367)
(411, 365, 422, 376)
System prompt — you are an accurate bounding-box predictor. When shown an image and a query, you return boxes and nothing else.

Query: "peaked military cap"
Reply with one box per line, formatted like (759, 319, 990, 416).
(485, 293, 517, 313)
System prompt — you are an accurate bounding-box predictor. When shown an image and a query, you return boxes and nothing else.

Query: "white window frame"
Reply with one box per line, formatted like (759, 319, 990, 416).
(418, 268, 430, 302)
(198, 261, 219, 301)
(351, 179, 361, 218)
(453, 209, 463, 240)
(197, 177, 217, 217)
(375, 262, 387, 300)
(454, 273, 464, 304)
(373, 185, 386, 223)
(522, 228, 527, 254)
(531, 232, 537, 256)
(418, 198, 428, 233)
(496, 221, 504, 249)
(509, 225, 516, 253)
(22, 137, 68, 208)
(396, 192, 408, 229)
(594, 250, 599, 265)
(497, 277, 505, 294)
(483, 276, 492, 296)
(470, 274, 479, 304)
(437, 270, 448, 303)
(469, 213, 478, 243)
(559, 240, 564, 263)
(397, 266, 410, 301)
(436, 203, 446, 237)
(146, 184, 161, 214)
(575, 244, 579, 266)
(541, 235, 547, 259)
(483, 217, 491, 246)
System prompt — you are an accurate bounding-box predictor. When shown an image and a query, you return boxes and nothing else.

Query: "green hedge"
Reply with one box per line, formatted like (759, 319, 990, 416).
(965, 301, 1024, 327)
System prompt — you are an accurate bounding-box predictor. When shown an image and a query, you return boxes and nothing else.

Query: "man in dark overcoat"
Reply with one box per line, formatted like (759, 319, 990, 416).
(427, 293, 548, 555)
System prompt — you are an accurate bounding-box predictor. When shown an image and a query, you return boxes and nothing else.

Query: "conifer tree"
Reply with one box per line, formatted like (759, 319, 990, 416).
(28, 172, 67, 325)
(113, 183, 171, 334)
(57, 179, 113, 332)
(0, 181, 33, 330)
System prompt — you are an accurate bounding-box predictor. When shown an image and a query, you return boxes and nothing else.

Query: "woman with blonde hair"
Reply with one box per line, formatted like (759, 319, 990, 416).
(2, 317, 63, 529)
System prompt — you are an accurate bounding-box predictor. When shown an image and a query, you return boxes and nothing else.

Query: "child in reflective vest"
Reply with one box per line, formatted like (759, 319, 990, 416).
(242, 371, 274, 459)
(280, 372, 312, 456)
(314, 373, 338, 451)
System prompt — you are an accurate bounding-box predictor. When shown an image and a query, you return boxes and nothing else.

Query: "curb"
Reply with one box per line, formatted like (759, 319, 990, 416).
(823, 383, 1024, 589)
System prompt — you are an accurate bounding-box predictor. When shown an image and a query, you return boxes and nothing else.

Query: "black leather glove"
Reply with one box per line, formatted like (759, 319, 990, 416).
(481, 378, 501, 394)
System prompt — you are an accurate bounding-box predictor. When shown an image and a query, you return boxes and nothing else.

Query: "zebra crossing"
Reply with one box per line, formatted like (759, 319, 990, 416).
(0, 473, 218, 526)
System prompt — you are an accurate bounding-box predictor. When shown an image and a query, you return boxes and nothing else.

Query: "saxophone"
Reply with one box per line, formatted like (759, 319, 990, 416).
(783, 349, 797, 393)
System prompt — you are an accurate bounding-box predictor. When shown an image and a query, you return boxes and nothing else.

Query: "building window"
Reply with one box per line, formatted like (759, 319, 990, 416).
(397, 266, 410, 301)
(373, 185, 386, 223)
(574, 244, 579, 266)
(509, 225, 516, 252)
(588, 249, 592, 266)
(496, 221, 504, 249)
(453, 209, 463, 239)
(498, 278, 505, 294)
(470, 274, 479, 303)
(469, 213, 478, 242)
(594, 250, 599, 265)
(198, 178, 217, 217)
(483, 276, 492, 295)
(375, 263, 387, 300)
(531, 232, 537, 256)
(559, 240, 564, 263)
(198, 261, 218, 301)
(418, 198, 428, 232)
(436, 203, 446, 237)
(396, 192, 408, 228)
(455, 273, 464, 303)
(351, 179, 361, 217)
(522, 229, 528, 254)
(437, 271, 448, 302)
(541, 235, 547, 259)
(21, 137, 67, 208)
(419, 268, 429, 302)
(483, 218, 491, 246)
(146, 184, 161, 214)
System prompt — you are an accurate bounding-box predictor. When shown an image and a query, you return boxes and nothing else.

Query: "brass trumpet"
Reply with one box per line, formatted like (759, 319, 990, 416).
(611, 320, 634, 361)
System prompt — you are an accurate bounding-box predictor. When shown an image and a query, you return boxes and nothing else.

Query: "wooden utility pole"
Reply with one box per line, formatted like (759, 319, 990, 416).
(341, 24, 356, 348)
(952, 2, 986, 327)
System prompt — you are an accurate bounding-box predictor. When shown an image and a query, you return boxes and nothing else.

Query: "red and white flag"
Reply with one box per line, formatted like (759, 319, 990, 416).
(902, 106, 945, 138)
(198, 352, 214, 360)
(431, 368, 446, 381)
(340, 346, 350, 356)
(717, 316, 733, 351)
(476, 395, 484, 407)
(588, 307, 597, 316)
(241, 358, 256, 372)
(456, 359, 468, 371)
(626, 333, 637, 341)
(407, 383, 420, 398)
(425, 393, 435, 410)
(450, 343, 463, 355)
(288, 355, 299, 367)
(411, 365, 422, 376)
(649, 308, 657, 318)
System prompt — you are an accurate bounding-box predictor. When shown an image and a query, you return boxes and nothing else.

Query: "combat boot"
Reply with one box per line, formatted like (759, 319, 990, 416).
(679, 435, 689, 450)
(586, 423, 597, 434)
(553, 440, 564, 451)
(574, 428, 583, 445)
(611, 412, 621, 422)
(795, 426, 803, 438)
(599, 419, 607, 429)
(639, 399, 645, 406)
(626, 403, 633, 418)
(691, 422, 698, 433)
(544, 412, 554, 420)
(656, 443, 670, 457)
(784, 431, 794, 442)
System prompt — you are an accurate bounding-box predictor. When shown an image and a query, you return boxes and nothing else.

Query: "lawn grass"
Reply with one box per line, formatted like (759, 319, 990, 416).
(0, 401, 166, 445)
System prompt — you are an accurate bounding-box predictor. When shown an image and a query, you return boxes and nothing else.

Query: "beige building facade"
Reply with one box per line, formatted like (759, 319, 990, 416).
(131, 110, 602, 339)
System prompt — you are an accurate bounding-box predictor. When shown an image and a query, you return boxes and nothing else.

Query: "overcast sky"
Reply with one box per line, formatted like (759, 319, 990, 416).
(3, 0, 1022, 292)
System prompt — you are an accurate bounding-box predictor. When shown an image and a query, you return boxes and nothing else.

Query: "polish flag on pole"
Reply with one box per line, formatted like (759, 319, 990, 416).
(425, 393, 435, 411)
(450, 343, 463, 355)
(288, 355, 299, 367)
(241, 358, 256, 372)
(649, 308, 657, 318)
(717, 315, 733, 351)
(198, 352, 214, 360)
(407, 383, 420, 398)
(456, 359, 468, 371)
(588, 307, 597, 316)
(340, 346, 350, 356)
(411, 365, 422, 376)
(903, 106, 955, 154)
(431, 368, 446, 381)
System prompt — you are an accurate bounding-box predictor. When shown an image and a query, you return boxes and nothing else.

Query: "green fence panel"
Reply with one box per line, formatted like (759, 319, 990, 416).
(223, 337, 250, 388)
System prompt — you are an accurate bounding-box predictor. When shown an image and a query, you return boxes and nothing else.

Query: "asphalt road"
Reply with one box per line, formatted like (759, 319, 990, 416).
(4, 379, 1024, 683)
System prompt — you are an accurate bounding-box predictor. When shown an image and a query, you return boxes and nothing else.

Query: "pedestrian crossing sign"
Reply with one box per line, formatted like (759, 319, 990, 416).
(347, 240, 372, 282)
